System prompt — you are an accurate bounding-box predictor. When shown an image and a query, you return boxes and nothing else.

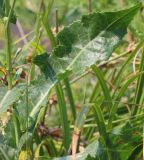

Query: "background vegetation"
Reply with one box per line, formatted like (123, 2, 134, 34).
(0, 0, 144, 160)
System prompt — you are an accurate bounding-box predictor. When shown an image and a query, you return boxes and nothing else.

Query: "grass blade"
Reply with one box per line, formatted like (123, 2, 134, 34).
(113, 42, 144, 89)
(64, 77, 76, 120)
(108, 71, 144, 130)
(91, 65, 113, 112)
(92, 104, 107, 141)
(132, 50, 144, 115)
(55, 83, 70, 152)
(92, 103, 112, 160)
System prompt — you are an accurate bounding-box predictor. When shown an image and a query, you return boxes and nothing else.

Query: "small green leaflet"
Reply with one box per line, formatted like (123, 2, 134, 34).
(33, 4, 140, 81)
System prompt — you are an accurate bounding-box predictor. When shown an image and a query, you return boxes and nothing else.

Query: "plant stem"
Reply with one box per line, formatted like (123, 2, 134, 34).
(29, 0, 43, 82)
(88, 0, 92, 13)
(45, 0, 54, 20)
(4, 0, 10, 16)
(5, 0, 16, 90)
(42, 0, 56, 48)
(26, 76, 29, 159)
(12, 112, 20, 148)
(42, 20, 56, 48)
(55, 8, 59, 34)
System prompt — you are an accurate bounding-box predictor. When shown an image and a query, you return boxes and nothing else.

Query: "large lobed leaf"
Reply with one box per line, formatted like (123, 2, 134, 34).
(31, 3, 140, 126)
(33, 4, 140, 81)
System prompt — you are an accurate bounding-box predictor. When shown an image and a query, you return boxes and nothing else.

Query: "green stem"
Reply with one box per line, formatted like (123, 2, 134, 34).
(45, 0, 54, 20)
(5, 0, 16, 90)
(29, 0, 43, 82)
(26, 76, 29, 159)
(42, 20, 56, 48)
(4, 0, 10, 16)
(12, 111, 20, 148)
(41, 0, 56, 48)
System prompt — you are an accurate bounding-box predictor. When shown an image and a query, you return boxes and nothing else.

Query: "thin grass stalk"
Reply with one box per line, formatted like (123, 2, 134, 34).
(41, 0, 56, 48)
(26, 75, 29, 159)
(12, 110, 21, 148)
(5, 0, 16, 90)
(44, 0, 54, 20)
(29, 0, 44, 82)
(4, 0, 21, 154)
(4, 0, 10, 16)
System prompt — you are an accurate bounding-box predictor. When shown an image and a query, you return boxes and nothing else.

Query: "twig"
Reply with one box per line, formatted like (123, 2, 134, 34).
(88, 0, 92, 14)
(56, 8, 59, 34)
(16, 20, 28, 45)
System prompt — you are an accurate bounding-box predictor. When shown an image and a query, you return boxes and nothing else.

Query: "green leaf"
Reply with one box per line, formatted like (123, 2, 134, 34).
(33, 53, 56, 82)
(29, 78, 55, 119)
(33, 4, 140, 80)
(0, 87, 21, 115)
